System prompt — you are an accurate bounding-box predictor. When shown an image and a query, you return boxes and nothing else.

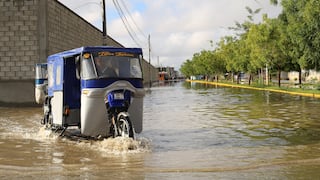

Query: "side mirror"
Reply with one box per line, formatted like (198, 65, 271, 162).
(75, 56, 80, 80)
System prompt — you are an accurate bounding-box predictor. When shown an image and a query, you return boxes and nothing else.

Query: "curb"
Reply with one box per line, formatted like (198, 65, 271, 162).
(187, 80, 320, 99)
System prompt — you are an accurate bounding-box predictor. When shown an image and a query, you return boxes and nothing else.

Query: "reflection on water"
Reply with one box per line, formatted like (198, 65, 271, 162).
(1, 81, 320, 179)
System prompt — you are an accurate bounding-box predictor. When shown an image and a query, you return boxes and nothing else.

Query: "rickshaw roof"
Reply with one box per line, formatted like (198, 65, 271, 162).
(47, 46, 143, 61)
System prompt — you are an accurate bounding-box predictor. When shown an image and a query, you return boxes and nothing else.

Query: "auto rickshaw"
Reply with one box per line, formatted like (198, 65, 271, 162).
(35, 46, 145, 139)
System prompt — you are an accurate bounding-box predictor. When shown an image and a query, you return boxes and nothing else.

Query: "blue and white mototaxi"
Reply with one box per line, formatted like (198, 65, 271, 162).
(35, 46, 145, 139)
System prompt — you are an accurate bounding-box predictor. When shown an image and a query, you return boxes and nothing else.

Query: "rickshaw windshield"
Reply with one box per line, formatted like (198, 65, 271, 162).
(81, 51, 143, 79)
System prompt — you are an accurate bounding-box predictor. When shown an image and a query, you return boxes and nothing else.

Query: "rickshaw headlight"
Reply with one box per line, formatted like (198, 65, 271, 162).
(83, 53, 90, 59)
(82, 90, 89, 95)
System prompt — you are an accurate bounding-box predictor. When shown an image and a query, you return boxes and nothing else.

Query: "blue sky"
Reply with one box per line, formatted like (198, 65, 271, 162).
(58, 0, 282, 70)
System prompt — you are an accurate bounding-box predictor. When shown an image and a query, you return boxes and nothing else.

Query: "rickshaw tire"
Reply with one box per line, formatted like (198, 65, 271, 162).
(118, 115, 134, 139)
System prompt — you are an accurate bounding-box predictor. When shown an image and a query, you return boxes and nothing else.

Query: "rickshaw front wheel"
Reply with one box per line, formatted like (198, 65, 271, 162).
(117, 115, 134, 139)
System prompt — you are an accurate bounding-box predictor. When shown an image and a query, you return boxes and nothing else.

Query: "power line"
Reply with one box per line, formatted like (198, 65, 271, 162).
(112, 0, 144, 47)
(112, 0, 149, 48)
(118, 0, 147, 39)
(112, 0, 154, 63)
(72, 1, 102, 10)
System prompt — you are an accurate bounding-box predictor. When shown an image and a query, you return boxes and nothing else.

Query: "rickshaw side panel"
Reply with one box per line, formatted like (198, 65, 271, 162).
(81, 90, 109, 137)
(48, 57, 64, 126)
(51, 91, 63, 125)
(128, 96, 143, 133)
(48, 55, 81, 127)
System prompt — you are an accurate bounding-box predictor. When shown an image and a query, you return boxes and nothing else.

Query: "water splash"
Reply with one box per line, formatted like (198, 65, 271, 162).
(77, 136, 152, 155)
(31, 127, 152, 155)
(0, 109, 151, 155)
(32, 126, 59, 140)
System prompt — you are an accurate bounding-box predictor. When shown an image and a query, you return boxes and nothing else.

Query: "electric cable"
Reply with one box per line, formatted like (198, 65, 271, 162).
(112, 0, 143, 47)
(118, 0, 147, 39)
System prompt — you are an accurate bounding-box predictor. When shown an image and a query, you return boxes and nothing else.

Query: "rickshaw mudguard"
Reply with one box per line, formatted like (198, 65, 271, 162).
(80, 80, 145, 137)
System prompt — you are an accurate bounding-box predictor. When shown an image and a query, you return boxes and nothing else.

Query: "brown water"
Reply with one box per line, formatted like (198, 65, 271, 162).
(1, 82, 320, 179)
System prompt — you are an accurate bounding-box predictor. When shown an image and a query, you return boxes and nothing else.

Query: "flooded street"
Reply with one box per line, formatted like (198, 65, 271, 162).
(1, 82, 320, 179)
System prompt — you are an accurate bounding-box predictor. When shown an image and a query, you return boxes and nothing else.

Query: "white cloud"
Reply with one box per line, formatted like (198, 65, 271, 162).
(58, 0, 282, 70)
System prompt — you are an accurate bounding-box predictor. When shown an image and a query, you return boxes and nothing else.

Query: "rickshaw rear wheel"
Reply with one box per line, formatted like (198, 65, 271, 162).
(117, 115, 134, 139)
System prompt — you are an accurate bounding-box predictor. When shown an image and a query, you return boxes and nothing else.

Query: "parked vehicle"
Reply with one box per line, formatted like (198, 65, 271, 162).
(35, 46, 145, 139)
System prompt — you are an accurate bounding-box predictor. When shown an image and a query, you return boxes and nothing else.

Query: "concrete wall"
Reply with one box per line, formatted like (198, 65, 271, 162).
(0, 0, 39, 80)
(288, 70, 320, 82)
(0, 0, 157, 105)
(142, 59, 158, 87)
(0, 0, 39, 105)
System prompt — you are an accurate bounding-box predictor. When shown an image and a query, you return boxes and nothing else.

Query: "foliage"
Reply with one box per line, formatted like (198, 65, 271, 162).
(281, 0, 320, 70)
(180, 0, 320, 87)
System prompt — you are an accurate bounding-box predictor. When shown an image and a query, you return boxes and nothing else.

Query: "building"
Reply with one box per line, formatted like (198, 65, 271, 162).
(157, 66, 177, 81)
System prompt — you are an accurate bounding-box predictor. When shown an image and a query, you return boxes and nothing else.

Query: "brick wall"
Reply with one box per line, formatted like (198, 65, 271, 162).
(142, 59, 158, 86)
(0, 0, 39, 80)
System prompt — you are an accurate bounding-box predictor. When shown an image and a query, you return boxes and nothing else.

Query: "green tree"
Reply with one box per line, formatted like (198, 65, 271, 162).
(180, 59, 194, 78)
(181, 0, 320, 87)
(192, 51, 208, 78)
(281, 0, 320, 83)
(206, 50, 226, 81)
(217, 36, 250, 84)
(246, 16, 287, 86)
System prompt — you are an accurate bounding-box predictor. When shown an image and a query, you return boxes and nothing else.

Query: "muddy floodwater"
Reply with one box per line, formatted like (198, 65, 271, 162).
(1, 82, 320, 179)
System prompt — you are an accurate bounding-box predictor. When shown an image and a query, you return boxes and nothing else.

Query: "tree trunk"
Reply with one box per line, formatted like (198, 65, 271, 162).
(231, 72, 234, 83)
(266, 65, 269, 86)
(237, 72, 240, 84)
(278, 69, 281, 87)
(248, 73, 252, 85)
(259, 68, 262, 85)
(298, 69, 302, 85)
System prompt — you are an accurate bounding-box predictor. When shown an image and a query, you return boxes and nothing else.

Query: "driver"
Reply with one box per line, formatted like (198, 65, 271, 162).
(95, 57, 118, 77)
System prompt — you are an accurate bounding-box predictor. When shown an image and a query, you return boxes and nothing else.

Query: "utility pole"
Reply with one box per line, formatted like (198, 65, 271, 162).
(157, 56, 159, 67)
(148, 34, 151, 87)
(102, 0, 107, 45)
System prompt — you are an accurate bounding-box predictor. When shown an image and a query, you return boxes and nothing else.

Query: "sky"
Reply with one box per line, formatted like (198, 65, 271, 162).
(58, 0, 282, 70)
